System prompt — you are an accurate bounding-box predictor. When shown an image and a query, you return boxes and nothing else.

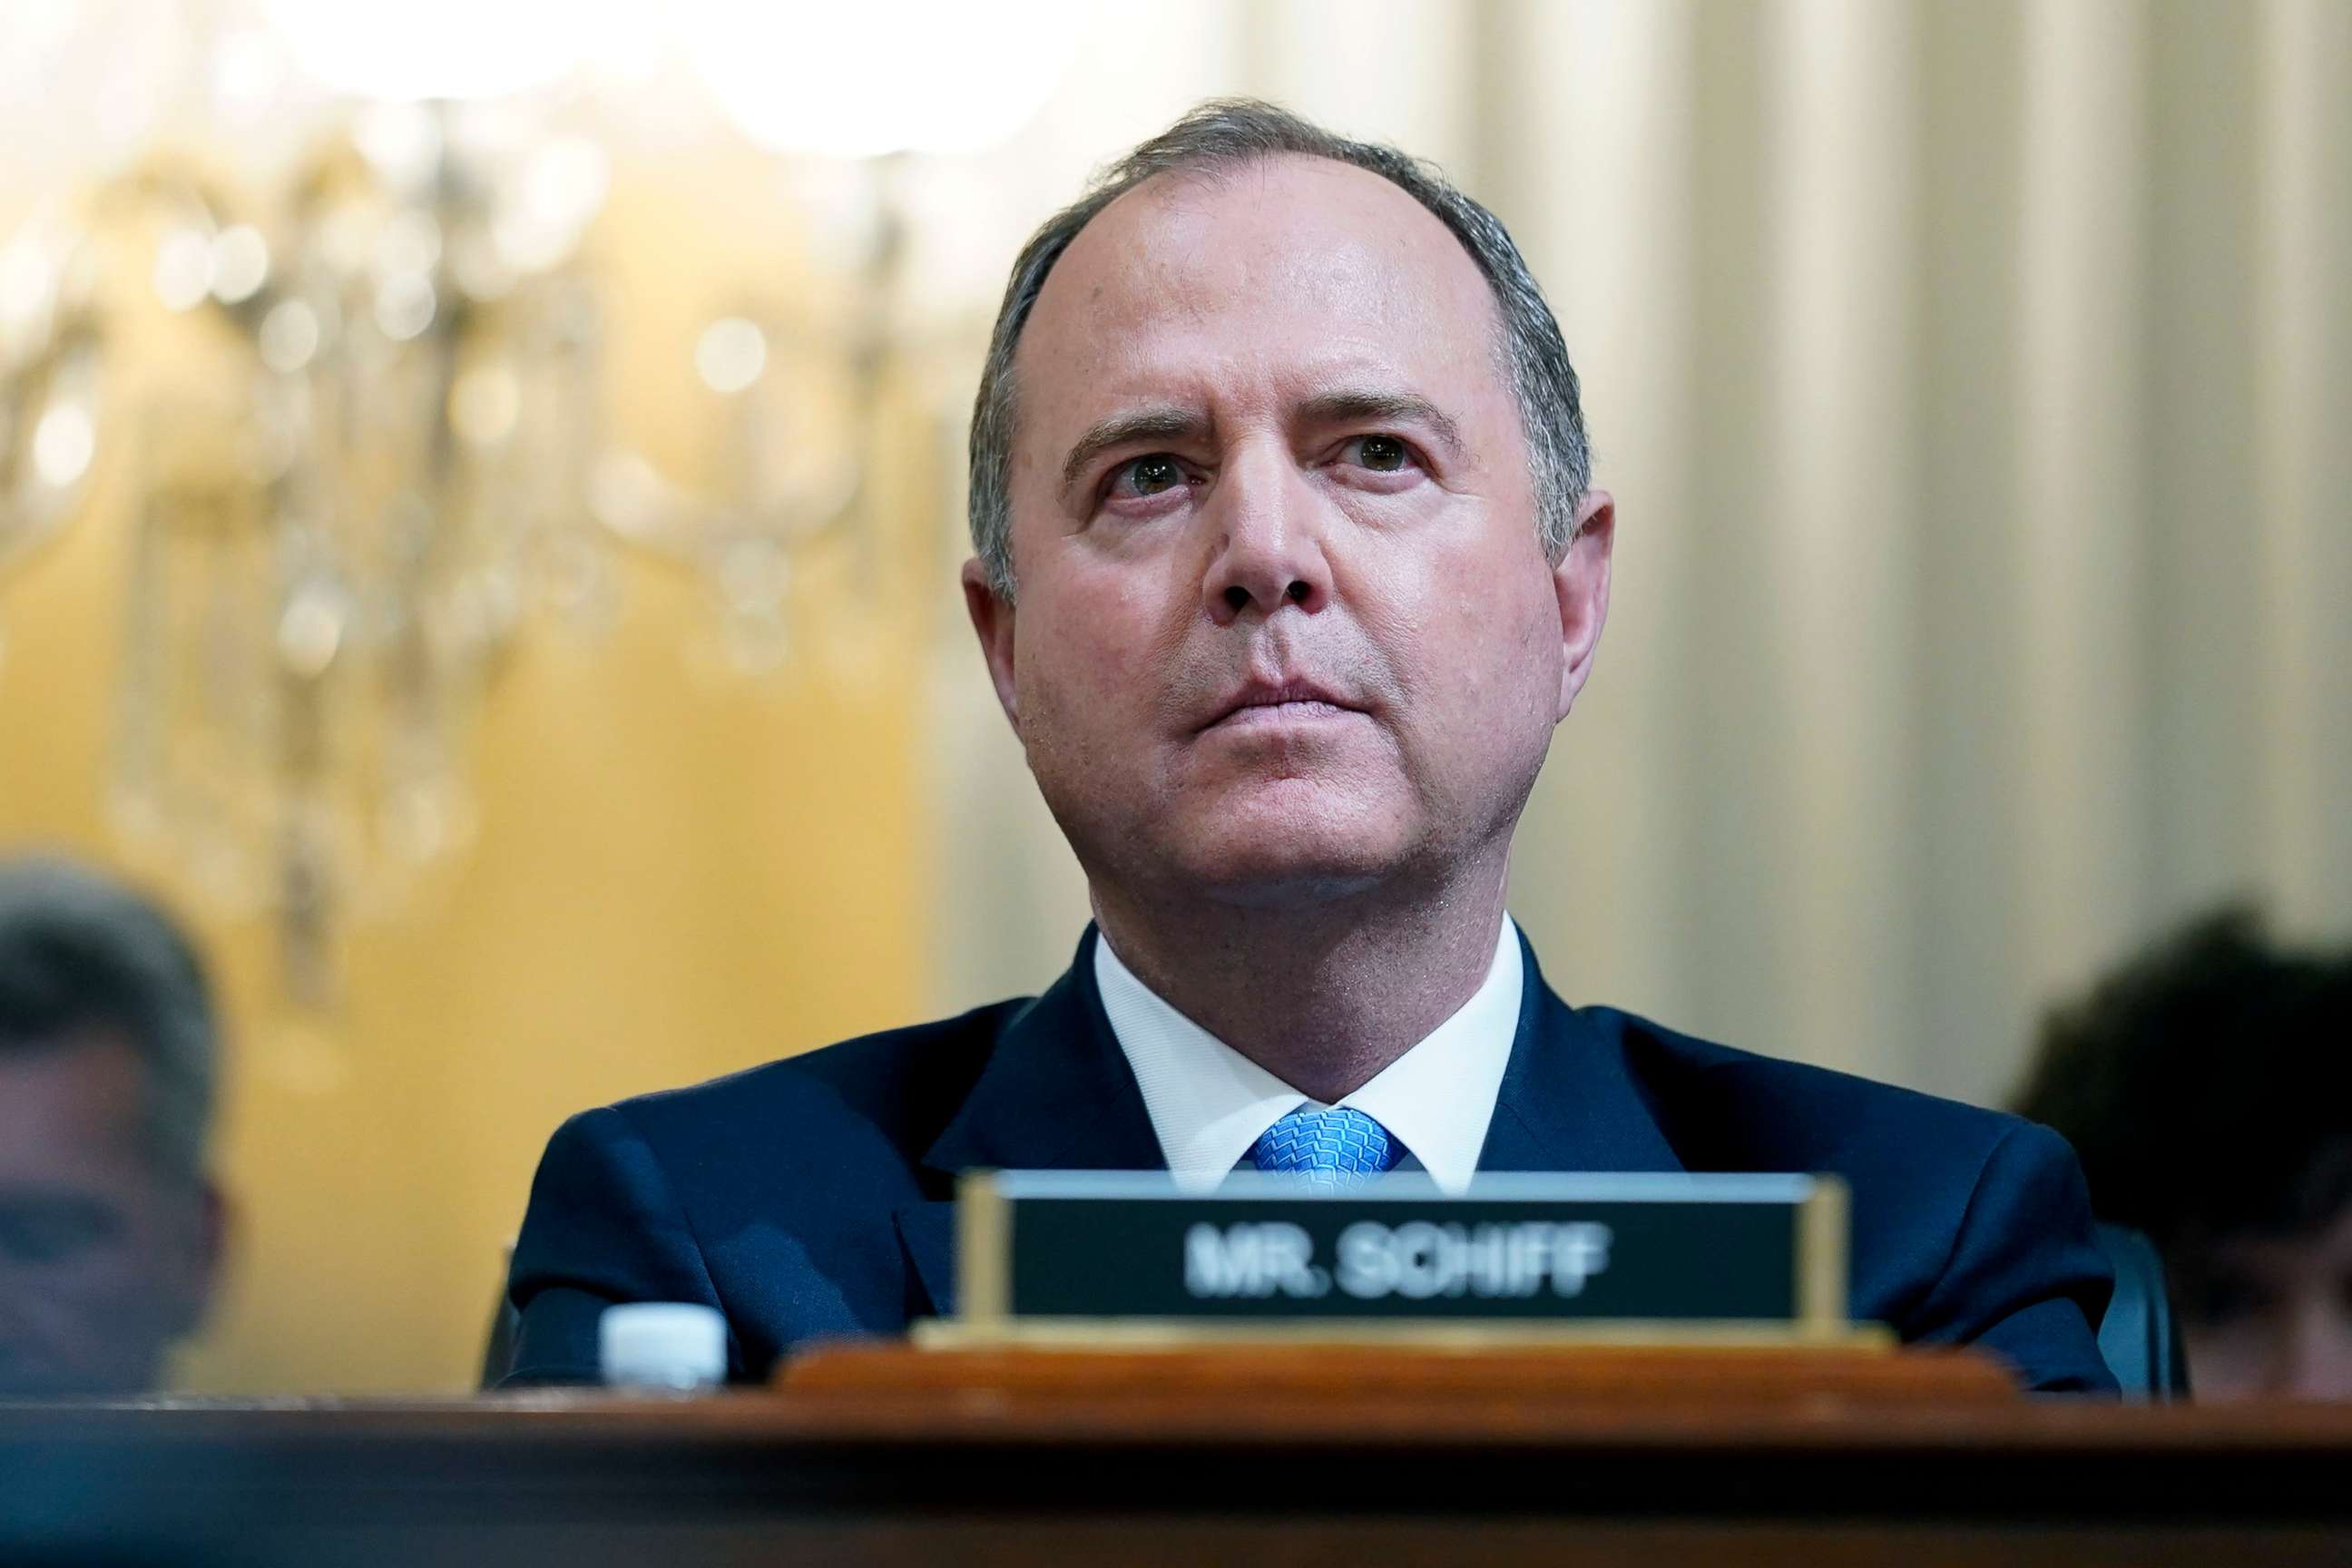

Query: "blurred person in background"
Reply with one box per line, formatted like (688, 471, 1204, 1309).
(2015, 909, 2352, 1400)
(0, 857, 225, 1397)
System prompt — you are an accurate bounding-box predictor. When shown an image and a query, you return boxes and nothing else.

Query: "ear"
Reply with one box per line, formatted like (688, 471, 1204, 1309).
(166, 1180, 230, 1338)
(961, 557, 1022, 729)
(1552, 490, 1616, 721)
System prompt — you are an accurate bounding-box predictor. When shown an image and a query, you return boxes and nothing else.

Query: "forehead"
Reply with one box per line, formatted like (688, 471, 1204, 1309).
(0, 1033, 154, 1183)
(1015, 153, 1506, 420)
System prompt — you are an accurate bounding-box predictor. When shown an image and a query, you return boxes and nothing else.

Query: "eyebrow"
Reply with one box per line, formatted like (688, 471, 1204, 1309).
(1054, 387, 1473, 503)
(1059, 407, 1216, 498)
(1298, 388, 1469, 462)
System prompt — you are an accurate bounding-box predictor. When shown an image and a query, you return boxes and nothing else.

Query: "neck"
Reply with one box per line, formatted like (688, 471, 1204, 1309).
(1090, 859, 1511, 1103)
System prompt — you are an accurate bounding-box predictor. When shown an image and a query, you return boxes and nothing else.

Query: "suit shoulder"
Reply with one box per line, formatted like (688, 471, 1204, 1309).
(1573, 1006, 2112, 1388)
(596, 997, 1031, 1154)
(1584, 1005, 2034, 1171)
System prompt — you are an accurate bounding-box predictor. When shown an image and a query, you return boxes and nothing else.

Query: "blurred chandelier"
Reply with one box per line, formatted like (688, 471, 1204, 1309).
(0, 0, 1074, 1004)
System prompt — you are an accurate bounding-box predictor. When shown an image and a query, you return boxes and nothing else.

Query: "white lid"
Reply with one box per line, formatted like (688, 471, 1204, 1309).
(597, 1302, 728, 1389)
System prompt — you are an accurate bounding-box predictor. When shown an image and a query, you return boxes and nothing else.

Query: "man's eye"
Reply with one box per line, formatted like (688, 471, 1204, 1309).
(1344, 435, 1414, 474)
(0, 1205, 115, 1265)
(1111, 455, 1186, 498)
(2185, 1272, 2275, 1328)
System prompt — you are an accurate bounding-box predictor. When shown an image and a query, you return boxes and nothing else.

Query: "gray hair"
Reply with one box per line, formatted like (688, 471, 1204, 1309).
(967, 98, 1592, 601)
(0, 856, 218, 1181)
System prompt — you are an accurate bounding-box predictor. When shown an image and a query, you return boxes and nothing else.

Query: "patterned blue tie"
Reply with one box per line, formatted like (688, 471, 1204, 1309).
(1250, 1106, 1402, 1189)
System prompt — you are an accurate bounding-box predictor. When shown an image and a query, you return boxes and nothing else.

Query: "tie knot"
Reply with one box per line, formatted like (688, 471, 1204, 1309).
(1250, 1106, 1400, 1186)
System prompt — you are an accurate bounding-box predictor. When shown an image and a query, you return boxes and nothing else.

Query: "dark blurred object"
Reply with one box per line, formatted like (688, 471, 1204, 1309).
(0, 855, 224, 1397)
(481, 1284, 520, 1392)
(2092, 1223, 2189, 1402)
(480, 1241, 520, 1391)
(2016, 908, 2352, 1401)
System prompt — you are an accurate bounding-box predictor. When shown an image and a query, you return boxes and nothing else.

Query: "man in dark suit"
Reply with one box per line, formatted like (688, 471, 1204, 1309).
(505, 100, 2115, 1392)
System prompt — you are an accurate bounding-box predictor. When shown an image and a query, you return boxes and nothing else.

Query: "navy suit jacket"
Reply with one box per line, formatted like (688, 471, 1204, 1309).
(503, 929, 2118, 1392)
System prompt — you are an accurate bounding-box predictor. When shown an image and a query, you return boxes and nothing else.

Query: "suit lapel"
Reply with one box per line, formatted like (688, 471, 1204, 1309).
(893, 1202, 958, 1323)
(1477, 932, 1685, 1175)
(901, 927, 1687, 1316)
(918, 926, 1166, 1174)
(897, 927, 1165, 1316)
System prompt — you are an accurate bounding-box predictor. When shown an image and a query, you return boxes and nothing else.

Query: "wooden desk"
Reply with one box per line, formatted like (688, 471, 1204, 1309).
(5, 1345, 2349, 1566)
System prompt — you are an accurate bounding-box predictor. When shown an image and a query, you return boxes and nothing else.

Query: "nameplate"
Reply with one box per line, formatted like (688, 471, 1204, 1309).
(953, 1171, 1849, 1338)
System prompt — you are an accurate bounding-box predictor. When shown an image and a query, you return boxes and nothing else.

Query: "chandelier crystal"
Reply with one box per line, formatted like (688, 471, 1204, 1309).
(0, 95, 942, 1006)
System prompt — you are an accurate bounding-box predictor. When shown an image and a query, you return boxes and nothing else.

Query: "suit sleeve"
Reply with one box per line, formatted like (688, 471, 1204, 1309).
(496, 1105, 734, 1387)
(1907, 1120, 2119, 1394)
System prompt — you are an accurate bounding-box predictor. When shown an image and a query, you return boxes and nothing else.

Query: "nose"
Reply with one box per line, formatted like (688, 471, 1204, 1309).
(1200, 443, 1332, 624)
(2276, 1292, 2352, 1400)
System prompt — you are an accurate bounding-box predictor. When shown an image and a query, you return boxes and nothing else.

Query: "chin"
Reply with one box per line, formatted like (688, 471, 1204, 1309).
(1161, 787, 1411, 906)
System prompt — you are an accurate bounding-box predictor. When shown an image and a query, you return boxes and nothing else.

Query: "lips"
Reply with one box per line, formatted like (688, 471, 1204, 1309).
(1200, 677, 1365, 732)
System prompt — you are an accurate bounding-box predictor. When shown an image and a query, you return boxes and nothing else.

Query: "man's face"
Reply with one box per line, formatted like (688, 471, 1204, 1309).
(966, 155, 1612, 908)
(2178, 1206, 2352, 1401)
(0, 1033, 220, 1396)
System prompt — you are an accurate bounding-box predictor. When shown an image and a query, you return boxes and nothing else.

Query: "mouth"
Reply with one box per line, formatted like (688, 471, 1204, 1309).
(1199, 679, 1367, 733)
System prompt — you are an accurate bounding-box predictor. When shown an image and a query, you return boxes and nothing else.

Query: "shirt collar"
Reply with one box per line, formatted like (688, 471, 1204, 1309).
(1093, 916, 1524, 1193)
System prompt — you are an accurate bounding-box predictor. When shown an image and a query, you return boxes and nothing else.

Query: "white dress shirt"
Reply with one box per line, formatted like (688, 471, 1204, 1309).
(1093, 916, 1524, 1193)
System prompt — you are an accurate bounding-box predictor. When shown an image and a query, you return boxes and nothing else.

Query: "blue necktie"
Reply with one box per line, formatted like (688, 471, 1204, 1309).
(1250, 1106, 1402, 1188)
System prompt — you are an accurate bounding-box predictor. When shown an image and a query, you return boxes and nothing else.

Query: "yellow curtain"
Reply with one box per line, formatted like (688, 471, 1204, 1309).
(0, 144, 935, 1394)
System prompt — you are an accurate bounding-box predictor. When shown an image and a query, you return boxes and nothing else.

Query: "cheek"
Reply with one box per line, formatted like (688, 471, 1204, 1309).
(1014, 576, 1172, 750)
(9, 1243, 155, 1339)
(2182, 1327, 2269, 1397)
(1362, 540, 1560, 729)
